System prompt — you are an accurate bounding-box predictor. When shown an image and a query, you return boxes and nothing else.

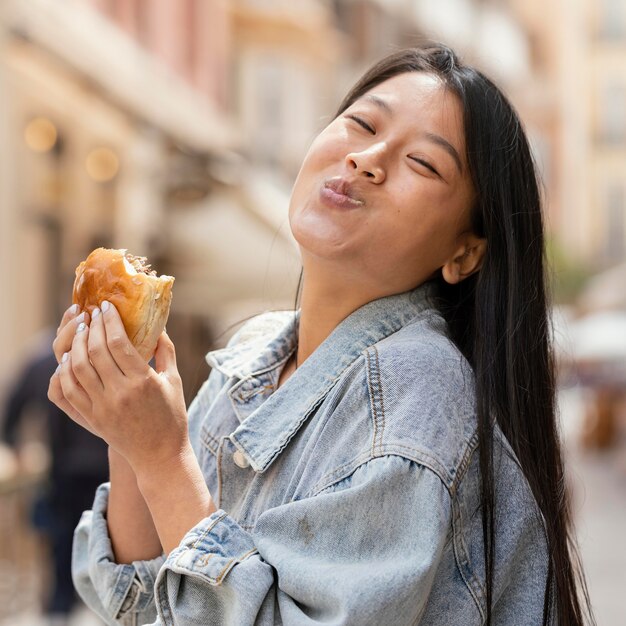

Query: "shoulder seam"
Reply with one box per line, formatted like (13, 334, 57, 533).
(365, 345, 385, 458)
(308, 452, 454, 499)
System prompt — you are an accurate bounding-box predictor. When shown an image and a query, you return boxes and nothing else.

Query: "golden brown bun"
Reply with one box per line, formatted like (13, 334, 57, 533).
(72, 248, 175, 361)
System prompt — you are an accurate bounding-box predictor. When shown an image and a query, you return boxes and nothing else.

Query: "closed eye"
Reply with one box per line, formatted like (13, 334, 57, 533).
(409, 157, 440, 177)
(346, 114, 375, 134)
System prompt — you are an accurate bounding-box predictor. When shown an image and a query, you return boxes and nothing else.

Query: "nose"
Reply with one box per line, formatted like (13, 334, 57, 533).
(345, 144, 386, 183)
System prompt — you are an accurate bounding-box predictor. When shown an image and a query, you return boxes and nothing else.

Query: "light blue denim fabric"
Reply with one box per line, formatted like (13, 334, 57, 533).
(72, 279, 549, 625)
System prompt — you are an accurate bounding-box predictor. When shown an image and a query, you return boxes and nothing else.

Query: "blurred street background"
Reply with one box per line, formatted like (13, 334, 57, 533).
(0, 0, 625, 624)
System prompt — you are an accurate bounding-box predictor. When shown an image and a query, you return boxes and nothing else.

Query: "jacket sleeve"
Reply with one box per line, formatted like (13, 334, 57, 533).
(73, 452, 451, 626)
(71, 364, 228, 626)
(152, 454, 451, 625)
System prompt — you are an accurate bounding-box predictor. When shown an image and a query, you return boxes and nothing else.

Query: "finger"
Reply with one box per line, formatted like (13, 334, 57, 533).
(87, 306, 126, 385)
(154, 331, 178, 376)
(71, 322, 104, 395)
(58, 352, 93, 418)
(100, 300, 149, 377)
(48, 372, 99, 437)
(53, 309, 91, 363)
(56, 303, 81, 335)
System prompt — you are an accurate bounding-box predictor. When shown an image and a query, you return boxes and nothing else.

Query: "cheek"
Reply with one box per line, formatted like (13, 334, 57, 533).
(289, 134, 350, 214)
(302, 132, 348, 173)
(369, 190, 465, 259)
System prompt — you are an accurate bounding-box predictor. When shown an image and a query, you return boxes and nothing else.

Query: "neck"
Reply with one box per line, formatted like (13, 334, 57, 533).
(293, 267, 383, 369)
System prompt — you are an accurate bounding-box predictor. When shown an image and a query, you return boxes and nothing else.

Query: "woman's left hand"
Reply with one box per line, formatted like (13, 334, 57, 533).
(57, 300, 189, 475)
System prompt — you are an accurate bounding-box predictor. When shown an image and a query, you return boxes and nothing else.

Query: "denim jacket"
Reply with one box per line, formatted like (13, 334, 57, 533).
(72, 280, 549, 625)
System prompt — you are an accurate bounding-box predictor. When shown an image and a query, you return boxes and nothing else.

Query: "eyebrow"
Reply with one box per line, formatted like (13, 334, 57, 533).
(358, 94, 464, 175)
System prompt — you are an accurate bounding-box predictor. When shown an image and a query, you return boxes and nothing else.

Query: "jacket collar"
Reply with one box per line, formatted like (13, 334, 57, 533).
(206, 280, 440, 473)
(205, 311, 298, 380)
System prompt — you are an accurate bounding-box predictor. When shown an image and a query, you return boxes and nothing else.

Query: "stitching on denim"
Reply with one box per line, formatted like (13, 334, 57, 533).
(372, 345, 386, 454)
(450, 431, 479, 494)
(240, 384, 274, 401)
(252, 361, 355, 469)
(156, 581, 173, 625)
(215, 558, 235, 584)
(109, 565, 135, 621)
(450, 489, 486, 619)
(378, 443, 453, 486)
(310, 441, 455, 496)
(310, 451, 375, 497)
(172, 547, 259, 587)
(220, 547, 257, 583)
(201, 428, 220, 454)
(365, 350, 379, 458)
(191, 511, 228, 550)
(310, 449, 454, 500)
(116, 578, 140, 619)
(215, 441, 225, 509)
(214, 547, 257, 584)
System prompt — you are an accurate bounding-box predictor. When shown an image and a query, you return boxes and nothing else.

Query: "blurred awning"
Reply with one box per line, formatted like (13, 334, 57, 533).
(165, 176, 301, 329)
(3, 0, 240, 153)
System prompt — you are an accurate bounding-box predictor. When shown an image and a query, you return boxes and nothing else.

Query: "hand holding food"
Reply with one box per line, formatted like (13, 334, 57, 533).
(48, 248, 187, 471)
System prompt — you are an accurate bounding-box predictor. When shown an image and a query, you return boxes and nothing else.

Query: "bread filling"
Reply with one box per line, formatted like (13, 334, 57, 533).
(123, 252, 157, 277)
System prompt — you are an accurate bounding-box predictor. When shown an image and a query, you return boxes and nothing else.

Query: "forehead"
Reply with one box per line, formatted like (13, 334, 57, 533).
(354, 72, 466, 145)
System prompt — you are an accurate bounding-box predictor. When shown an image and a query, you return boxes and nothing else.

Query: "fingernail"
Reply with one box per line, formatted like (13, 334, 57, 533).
(92, 307, 101, 319)
(76, 322, 86, 334)
(54, 364, 61, 375)
(69, 304, 79, 316)
(75, 312, 86, 324)
(61, 352, 69, 363)
(101, 301, 110, 313)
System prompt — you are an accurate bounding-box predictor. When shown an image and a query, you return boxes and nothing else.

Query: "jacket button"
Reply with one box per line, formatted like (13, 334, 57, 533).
(233, 449, 250, 468)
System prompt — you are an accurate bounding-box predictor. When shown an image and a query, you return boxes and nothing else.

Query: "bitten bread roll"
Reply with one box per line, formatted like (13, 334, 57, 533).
(72, 248, 175, 361)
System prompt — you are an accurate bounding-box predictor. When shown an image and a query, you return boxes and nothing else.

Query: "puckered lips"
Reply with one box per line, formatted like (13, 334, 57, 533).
(320, 176, 366, 209)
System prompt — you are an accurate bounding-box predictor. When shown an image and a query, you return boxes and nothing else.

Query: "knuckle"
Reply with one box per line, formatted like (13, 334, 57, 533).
(107, 334, 126, 351)
(87, 343, 102, 358)
(63, 384, 76, 401)
(71, 357, 87, 374)
(47, 380, 60, 403)
(116, 392, 131, 410)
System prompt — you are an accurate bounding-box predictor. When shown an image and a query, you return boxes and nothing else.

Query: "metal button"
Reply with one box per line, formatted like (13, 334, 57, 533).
(233, 449, 250, 468)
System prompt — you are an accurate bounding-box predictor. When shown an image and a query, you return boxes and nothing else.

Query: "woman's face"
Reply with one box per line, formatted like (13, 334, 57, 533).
(288, 71, 481, 293)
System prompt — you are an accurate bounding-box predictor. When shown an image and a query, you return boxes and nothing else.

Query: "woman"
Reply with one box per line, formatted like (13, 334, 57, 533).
(49, 44, 595, 625)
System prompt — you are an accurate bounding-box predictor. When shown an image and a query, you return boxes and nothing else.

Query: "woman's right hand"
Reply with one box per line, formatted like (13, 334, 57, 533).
(48, 304, 99, 436)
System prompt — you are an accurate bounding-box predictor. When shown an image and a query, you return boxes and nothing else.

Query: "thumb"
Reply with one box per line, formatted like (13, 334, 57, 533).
(154, 331, 177, 375)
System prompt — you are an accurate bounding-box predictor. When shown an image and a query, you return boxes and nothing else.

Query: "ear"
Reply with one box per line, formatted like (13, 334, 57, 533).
(441, 235, 487, 285)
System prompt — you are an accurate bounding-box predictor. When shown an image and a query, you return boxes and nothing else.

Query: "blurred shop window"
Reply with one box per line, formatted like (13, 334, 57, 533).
(598, 81, 626, 145)
(598, 0, 626, 40)
(603, 183, 625, 264)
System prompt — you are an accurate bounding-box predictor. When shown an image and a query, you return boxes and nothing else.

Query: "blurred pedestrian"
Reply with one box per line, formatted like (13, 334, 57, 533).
(2, 329, 109, 624)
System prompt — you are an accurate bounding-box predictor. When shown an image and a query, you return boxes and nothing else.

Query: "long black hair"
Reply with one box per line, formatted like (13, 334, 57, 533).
(292, 43, 594, 625)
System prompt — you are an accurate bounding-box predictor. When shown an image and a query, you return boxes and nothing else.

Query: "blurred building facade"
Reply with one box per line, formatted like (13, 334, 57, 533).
(516, 0, 626, 274)
(562, 0, 626, 269)
(0, 0, 307, 407)
(0, 0, 570, 401)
